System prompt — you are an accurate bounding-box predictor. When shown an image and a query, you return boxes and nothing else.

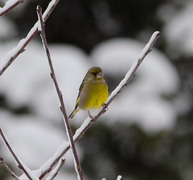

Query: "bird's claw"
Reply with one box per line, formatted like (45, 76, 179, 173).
(102, 103, 108, 112)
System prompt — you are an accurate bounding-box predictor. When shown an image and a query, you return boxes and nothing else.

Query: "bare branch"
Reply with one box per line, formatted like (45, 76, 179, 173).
(0, 0, 60, 76)
(0, 0, 24, 16)
(0, 157, 19, 180)
(0, 128, 38, 180)
(46, 158, 65, 180)
(38, 31, 160, 179)
(36, 5, 84, 180)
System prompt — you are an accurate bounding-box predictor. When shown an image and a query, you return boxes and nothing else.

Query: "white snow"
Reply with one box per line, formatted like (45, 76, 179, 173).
(0, 0, 19, 14)
(159, 1, 193, 57)
(43, 0, 58, 19)
(117, 175, 122, 180)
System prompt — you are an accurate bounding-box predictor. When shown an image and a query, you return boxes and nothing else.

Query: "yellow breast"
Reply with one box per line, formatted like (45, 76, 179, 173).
(79, 81, 108, 110)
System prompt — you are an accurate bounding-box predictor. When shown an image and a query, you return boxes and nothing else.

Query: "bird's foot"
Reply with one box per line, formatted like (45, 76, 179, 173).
(88, 111, 93, 119)
(88, 111, 97, 122)
(102, 103, 108, 112)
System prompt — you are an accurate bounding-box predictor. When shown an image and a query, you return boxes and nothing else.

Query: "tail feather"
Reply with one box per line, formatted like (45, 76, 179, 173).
(68, 108, 79, 119)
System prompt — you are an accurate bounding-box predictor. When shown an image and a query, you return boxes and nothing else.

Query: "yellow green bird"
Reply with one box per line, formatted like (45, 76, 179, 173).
(69, 66, 108, 119)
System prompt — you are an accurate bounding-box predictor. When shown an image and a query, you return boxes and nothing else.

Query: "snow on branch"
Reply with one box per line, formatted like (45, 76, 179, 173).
(0, 0, 60, 76)
(0, 157, 19, 180)
(46, 158, 65, 180)
(0, 0, 23, 16)
(116, 175, 123, 180)
(0, 128, 39, 180)
(102, 175, 123, 180)
(37, 31, 160, 179)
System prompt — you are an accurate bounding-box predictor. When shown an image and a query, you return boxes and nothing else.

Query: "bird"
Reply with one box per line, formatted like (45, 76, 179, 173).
(69, 66, 108, 119)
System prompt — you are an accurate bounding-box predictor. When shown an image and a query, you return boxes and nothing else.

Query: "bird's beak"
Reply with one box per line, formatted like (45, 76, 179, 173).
(96, 72, 103, 79)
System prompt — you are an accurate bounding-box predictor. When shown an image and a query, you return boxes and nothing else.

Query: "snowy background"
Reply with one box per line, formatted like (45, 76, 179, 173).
(0, 0, 193, 180)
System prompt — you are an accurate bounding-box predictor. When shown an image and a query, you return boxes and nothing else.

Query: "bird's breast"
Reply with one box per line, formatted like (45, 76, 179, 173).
(79, 81, 108, 110)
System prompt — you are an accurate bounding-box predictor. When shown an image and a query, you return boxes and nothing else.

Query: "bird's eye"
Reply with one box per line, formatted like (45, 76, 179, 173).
(92, 72, 98, 75)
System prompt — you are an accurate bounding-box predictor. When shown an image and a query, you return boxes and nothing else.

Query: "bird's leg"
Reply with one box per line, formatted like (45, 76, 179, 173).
(88, 111, 93, 119)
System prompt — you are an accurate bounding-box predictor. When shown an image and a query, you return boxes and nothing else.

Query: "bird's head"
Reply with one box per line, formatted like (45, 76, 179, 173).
(86, 67, 103, 80)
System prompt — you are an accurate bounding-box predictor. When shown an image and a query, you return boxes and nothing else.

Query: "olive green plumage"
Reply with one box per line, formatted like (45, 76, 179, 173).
(69, 67, 108, 119)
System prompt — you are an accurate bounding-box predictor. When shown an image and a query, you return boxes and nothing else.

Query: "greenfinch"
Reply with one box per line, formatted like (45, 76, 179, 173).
(69, 66, 108, 119)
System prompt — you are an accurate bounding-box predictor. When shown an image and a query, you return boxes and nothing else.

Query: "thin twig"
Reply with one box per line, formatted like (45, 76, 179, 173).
(0, 157, 19, 180)
(0, 0, 60, 76)
(38, 31, 160, 179)
(37, 5, 84, 180)
(0, 128, 38, 180)
(0, 0, 24, 16)
(46, 158, 65, 180)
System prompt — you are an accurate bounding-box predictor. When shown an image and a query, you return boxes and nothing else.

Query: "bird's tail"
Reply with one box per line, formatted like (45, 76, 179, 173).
(68, 108, 79, 119)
